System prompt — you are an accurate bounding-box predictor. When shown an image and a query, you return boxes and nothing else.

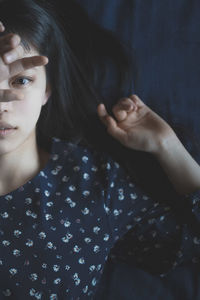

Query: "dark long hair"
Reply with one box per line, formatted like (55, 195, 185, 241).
(0, 0, 134, 154)
(0, 0, 198, 201)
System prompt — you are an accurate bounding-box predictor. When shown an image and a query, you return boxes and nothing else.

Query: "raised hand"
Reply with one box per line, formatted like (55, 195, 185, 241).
(0, 21, 48, 102)
(97, 94, 176, 154)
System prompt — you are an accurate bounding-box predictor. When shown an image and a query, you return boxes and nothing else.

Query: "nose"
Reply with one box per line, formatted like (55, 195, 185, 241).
(0, 100, 10, 114)
(0, 104, 8, 114)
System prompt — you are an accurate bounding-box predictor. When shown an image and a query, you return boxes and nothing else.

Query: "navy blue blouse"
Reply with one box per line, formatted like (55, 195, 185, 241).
(0, 137, 199, 299)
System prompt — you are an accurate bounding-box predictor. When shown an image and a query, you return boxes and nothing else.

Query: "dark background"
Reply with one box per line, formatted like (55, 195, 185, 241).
(76, 0, 200, 162)
(50, 0, 200, 299)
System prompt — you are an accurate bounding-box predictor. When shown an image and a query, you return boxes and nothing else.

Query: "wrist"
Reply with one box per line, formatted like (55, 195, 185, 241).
(152, 133, 200, 195)
(152, 130, 180, 157)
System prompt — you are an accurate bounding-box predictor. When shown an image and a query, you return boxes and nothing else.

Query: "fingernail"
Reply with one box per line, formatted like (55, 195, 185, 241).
(42, 56, 49, 65)
(4, 53, 15, 63)
(99, 104, 107, 116)
(0, 21, 5, 31)
(18, 93, 24, 100)
(11, 35, 20, 46)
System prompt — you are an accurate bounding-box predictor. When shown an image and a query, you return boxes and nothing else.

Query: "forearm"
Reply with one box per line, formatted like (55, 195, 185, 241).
(153, 135, 200, 196)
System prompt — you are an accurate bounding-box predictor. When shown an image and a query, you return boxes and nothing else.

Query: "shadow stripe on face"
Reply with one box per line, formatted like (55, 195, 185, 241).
(0, 90, 24, 102)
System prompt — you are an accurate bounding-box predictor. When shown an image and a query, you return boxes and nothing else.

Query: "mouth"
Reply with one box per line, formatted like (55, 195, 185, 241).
(0, 124, 17, 129)
(0, 127, 17, 129)
(0, 127, 17, 137)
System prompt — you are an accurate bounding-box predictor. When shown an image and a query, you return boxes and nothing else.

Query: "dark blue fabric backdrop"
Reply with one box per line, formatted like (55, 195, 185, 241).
(74, 1, 200, 299)
(76, 0, 200, 162)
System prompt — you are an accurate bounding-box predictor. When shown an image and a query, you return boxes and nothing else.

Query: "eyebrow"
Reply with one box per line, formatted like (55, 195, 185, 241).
(13, 68, 38, 77)
(22, 68, 38, 73)
(8, 69, 37, 82)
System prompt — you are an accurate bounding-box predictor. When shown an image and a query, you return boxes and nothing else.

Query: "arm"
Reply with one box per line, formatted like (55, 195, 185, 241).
(97, 94, 200, 196)
(153, 134, 200, 195)
(97, 96, 200, 275)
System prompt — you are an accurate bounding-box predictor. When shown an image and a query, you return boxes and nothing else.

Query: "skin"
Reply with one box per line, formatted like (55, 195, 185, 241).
(96, 93, 200, 195)
(0, 23, 51, 196)
(97, 94, 176, 154)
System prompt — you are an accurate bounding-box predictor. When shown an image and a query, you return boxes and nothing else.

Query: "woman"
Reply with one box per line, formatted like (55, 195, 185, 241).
(0, 0, 199, 299)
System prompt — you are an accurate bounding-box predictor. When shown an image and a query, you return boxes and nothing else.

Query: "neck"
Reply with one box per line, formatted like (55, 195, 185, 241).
(0, 132, 49, 196)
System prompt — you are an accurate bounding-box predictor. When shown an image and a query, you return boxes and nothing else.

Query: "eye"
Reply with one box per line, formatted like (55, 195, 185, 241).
(12, 77, 33, 87)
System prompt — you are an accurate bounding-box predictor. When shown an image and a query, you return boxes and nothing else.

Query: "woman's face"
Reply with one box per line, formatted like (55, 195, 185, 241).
(0, 46, 51, 155)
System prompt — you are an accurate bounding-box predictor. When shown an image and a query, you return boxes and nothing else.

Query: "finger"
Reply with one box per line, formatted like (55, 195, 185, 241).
(106, 115, 128, 143)
(0, 21, 5, 32)
(97, 103, 125, 128)
(0, 36, 20, 56)
(118, 97, 136, 110)
(112, 97, 136, 121)
(9, 55, 48, 77)
(97, 103, 127, 142)
(0, 33, 19, 46)
(129, 94, 145, 108)
(0, 90, 24, 102)
(113, 109, 128, 122)
(0, 34, 20, 54)
(97, 103, 111, 127)
(3, 44, 25, 64)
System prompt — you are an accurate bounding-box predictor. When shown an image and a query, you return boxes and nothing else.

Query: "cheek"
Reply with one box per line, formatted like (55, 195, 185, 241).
(18, 101, 40, 115)
(15, 95, 44, 124)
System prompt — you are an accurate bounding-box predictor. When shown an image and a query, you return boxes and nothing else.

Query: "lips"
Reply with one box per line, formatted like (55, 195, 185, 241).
(0, 122, 17, 129)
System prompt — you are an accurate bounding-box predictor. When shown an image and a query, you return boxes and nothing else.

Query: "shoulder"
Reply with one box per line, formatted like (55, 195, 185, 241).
(52, 137, 124, 174)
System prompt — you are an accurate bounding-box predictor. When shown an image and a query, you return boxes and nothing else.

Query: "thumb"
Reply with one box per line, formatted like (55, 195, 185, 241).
(97, 103, 127, 142)
(106, 115, 127, 142)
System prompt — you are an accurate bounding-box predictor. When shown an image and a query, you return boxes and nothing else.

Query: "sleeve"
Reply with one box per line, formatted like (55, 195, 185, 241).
(99, 153, 200, 275)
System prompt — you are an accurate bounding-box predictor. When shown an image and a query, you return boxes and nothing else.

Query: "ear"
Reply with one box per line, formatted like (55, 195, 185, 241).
(42, 83, 51, 106)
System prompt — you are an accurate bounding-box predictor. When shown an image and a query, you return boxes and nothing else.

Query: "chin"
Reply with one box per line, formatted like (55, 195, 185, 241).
(0, 144, 15, 156)
(0, 137, 20, 155)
